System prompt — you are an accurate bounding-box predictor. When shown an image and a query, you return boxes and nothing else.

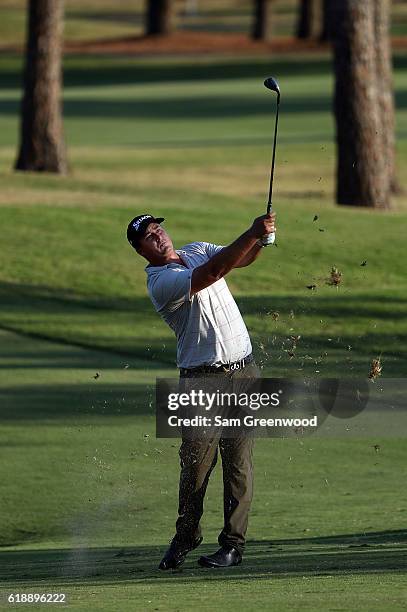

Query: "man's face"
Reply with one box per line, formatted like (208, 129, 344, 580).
(137, 222, 173, 261)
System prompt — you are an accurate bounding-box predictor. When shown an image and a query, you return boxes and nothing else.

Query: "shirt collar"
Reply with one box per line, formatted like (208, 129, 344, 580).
(145, 249, 189, 273)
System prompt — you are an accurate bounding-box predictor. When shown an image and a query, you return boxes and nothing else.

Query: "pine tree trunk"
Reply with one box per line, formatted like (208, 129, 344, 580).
(374, 0, 401, 194)
(331, 0, 390, 208)
(296, 0, 313, 39)
(252, 0, 274, 41)
(319, 0, 331, 41)
(146, 0, 175, 36)
(15, 0, 67, 174)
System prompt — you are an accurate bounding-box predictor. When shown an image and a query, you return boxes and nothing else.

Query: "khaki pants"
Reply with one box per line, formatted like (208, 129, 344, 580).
(175, 361, 260, 555)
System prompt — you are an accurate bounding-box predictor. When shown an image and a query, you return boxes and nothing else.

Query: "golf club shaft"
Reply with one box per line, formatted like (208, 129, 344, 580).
(267, 97, 280, 215)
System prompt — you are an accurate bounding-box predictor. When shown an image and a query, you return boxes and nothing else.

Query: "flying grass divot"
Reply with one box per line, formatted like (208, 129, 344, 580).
(285, 335, 301, 359)
(327, 266, 342, 287)
(369, 358, 383, 381)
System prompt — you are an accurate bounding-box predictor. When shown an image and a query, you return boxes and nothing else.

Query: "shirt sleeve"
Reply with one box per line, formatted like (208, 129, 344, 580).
(149, 267, 192, 313)
(201, 242, 225, 259)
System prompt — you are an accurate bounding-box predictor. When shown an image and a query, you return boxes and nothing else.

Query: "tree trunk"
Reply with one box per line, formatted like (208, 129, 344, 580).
(331, 0, 390, 208)
(296, 0, 313, 39)
(146, 0, 175, 36)
(252, 0, 274, 42)
(374, 0, 401, 194)
(15, 0, 67, 174)
(319, 0, 332, 41)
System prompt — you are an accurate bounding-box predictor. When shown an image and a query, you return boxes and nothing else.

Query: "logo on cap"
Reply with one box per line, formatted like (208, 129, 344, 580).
(132, 215, 151, 232)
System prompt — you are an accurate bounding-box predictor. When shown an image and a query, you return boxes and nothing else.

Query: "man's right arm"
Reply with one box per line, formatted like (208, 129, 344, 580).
(191, 214, 275, 296)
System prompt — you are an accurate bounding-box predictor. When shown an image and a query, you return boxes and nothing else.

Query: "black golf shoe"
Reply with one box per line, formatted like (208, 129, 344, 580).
(158, 536, 203, 570)
(198, 545, 242, 568)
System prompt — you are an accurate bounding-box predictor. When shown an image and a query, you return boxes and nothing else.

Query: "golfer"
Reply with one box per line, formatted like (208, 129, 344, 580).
(127, 212, 276, 569)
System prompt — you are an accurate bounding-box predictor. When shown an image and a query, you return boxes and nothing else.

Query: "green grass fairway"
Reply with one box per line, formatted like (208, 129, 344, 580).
(0, 330, 407, 610)
(0, 54, 406, 376)
(0, 50, 406, 610)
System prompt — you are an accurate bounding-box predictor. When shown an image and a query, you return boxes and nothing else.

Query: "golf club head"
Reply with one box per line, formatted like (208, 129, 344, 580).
(264, 77, 280, 102)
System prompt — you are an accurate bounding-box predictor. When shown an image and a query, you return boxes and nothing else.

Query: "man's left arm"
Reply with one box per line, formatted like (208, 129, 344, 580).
(233, 242, 263, 268)
(202, 211, 275, 269)
(202, 242, 261, 268)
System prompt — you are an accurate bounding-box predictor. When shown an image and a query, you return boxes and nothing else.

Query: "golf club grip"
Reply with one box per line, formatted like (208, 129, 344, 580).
(262, 232, 275, 246)
(265, 202, 275, 244)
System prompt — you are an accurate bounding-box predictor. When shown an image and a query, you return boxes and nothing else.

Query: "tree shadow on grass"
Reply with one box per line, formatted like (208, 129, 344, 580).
(0, 382, 155, 421)
(0, 56, 333, 91)
(0, 281, 406, 375)
(1, 54, 407, 90)
(2, 280, 407, 325)
(0, 530, 406, 585)
(0, 93, 335, 120)
(1, 90, 407, 120)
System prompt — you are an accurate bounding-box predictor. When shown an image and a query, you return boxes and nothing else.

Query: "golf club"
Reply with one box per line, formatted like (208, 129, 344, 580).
(263, 76, 280, 246)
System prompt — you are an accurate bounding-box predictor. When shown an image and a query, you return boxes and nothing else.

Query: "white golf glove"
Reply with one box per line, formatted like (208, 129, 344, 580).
(258, 232, 276, 247)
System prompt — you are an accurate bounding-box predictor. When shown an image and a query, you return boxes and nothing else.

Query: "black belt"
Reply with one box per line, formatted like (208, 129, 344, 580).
(180, 353, 253, 377)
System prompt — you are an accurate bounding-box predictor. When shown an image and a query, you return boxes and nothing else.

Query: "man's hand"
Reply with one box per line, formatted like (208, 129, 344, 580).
(249, 212, 276, 239)
(235, 212, 277, 267)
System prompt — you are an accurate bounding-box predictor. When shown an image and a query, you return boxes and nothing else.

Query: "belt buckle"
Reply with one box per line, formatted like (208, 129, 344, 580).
(232, 358, 246, 372)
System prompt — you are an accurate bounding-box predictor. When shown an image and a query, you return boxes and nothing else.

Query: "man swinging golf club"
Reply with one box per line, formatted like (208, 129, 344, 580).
(127, 210, 276, 569)
(127, 77, 280, 569)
